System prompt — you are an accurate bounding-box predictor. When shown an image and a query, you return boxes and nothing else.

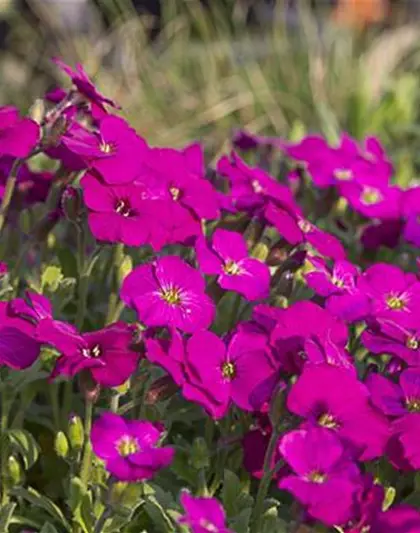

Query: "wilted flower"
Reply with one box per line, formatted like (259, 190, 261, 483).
(196, 228, 270, 301)
(121, 256, 215, 333)
(91, 412, 174, 482)
(179, 492, 233, 533)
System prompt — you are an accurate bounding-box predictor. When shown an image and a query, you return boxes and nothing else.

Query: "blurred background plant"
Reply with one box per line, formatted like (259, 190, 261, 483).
(1, 0, 420, 183)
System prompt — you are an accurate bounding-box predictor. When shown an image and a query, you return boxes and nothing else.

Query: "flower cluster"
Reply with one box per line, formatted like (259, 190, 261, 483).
(2, 59, 420, 532)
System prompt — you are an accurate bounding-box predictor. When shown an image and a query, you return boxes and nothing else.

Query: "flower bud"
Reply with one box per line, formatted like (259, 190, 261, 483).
(190, 437, 210, 470)
(6, 455, 23, 486)
(79, 370, 100, 403)
(117, 255, 133, 288)
(44, 115, 69, 147)
(54, 431, 70, 459)
(145, 375, 178, 405)
(61, 186, 83, 223)
(29, 98, 46, 125)
(68, 414, 84, 452)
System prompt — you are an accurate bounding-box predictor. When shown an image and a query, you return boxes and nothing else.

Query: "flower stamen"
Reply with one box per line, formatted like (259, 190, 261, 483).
(116, 435, 139, 457)
(221, 361, 236, 380)
(161, 287, 182, 306)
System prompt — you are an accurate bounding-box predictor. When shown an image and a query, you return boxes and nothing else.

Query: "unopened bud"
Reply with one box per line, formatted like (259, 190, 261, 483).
(145, 375, 178, 405)
(79, 370, 100, 404)
(7, 455, 23, 486)
(29, 98, 46, 125)
(61, 186, 83, 223)
(244, 217, 264, 249)
(44, 115, 69, 147)
(271, 270, 294, 299)
(117, 255, 133, 288)
(266, 246, 289, 267)
(68, 414, 84, 451)
(54, 431, 69, 459)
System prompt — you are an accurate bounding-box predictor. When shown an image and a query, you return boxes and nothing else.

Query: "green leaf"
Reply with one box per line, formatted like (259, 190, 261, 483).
(229, 507, 252, 533)
(144, 495, 175, 532)
(0, 502, 16, 532)
(7, 429, 40, 470)
(221, 470, 253, 518)
(40, 524, 61, 533)
(68, 477, 88, 513)
(11, 486, 71, 531)
(41, 265, 63, 292)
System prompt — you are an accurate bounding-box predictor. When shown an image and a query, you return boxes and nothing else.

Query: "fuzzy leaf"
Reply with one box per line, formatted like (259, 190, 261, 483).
(7, 429, 40, 470)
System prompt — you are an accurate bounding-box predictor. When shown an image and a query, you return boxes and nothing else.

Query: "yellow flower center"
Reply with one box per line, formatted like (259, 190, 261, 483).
(360, 186, 382, 205)
(198, 519, 219, 533)
(318, 413, 339, 429)
(251, 180, 263, 194)
(298, 220, 312, 234)
(117, 435, 139, 457)
(169, 186, 180, 201)
(223, 260, 242, 276)
(331, 276, 344, 288)
(115, 199, 132, 217)
(82, 344, 102, 358)
(99, 142, 114, 154)
(308, 471, 327, 484)
(407, 398, 420, 413)
(386, 294, 406, 311)
(334, 168, 353, 181)
(161, 287, 182, 306)
(406, 336, 419, 350)
(221, 361, 236, 380)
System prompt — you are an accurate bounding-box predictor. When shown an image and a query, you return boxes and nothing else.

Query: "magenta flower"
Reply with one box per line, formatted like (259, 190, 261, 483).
(361, 220, 403, 251)
(270, 301, 352, 374)
(145, 328, 185, 386)
(217, 151, 298, 215)
(339, 181, 402, 220)
(181, 328, 277, 418)
(0, 106, 39, 159)
(304, 257, 369, 322)
(367, 369, 420, 418)
(371, 505, 420, 533)
(53, 58, 119, 118)
(136, 144, 220, 221)
(62, 116, 148, 184)
(362, 320, 420, 366)
(287, 364, 389, 460)
(265, 202, 345, 260)
(179, 492, 233, 533)
(91, 412, 174, 482)
(283, 134, 392, 189)
(9, 291, 52, 324)
(0, 301, 41, 370)
(196, 229, 270, 301)
(121, 256, 215, 334)
(37, 320, 139, 387)
(358, 263, 420, 328)
(278, 427, 361, 526)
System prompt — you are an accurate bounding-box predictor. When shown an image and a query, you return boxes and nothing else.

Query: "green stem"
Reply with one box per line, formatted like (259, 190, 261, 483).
(0, 385, 10, 505)
(93, 506, 113, 533)
(0, 159, 23, 235)
(75, 226, 88, 331)
(79, 399, 94, 486)
(250, 429, 282, 533)
(110, 392, 120, 413)
(197, 469, 209, 497)
(105, 243, 124, 326)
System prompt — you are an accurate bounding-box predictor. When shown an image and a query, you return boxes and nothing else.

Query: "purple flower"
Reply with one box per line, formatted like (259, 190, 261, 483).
(361, 220, 403, 251)
(9, 291, 53, 324)
(305, 257, 369, 322)
(37, 320, 140, 387)
(217, 151, 298, 215)
(362, 320, 420, 366)
(283, 134, 392, 189)
(62, 116, 148, 184)
(371, 505, 420, 533)
(0, 106, 39, 159)
(278, 427, 361, 526)
(53, 58, 119, 118)
(391, 414, 420, 470)
(367, 369, 420, 418)
(232, 129, 281, 151)
(145, 328, 185, 386)
(287, 364, 389, 460)
(91, 412, 174, 482)
(120, 256, 215, 334)
(270, 301, 352, 373)
(195, 229, 270, 301)
(339, 181, 402, 220)
(358, 263, 420, 328)
(182, 328, 277, 418)
(265, 203, 345, 260)
(179, 492, 233, 533)
(0, 301, 41, 370)
(136, 144, 220, 221)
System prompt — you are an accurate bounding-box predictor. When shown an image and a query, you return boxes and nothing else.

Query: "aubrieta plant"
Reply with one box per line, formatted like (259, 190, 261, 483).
(1, 59, 420, 533)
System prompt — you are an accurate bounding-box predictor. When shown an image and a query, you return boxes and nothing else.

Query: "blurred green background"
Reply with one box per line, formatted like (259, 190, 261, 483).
(2, 0, 420, 184)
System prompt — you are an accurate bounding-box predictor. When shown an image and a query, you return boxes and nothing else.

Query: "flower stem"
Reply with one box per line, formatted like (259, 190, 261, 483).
(75, 226, 88, 331)
(105, 243, 124, 325)
(0, 383, 11, 505)
(0, 159, 23, 235)
(79, 399, 94, 486)
(93, 505, 113, 533)
(250, 429, 282, 533)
